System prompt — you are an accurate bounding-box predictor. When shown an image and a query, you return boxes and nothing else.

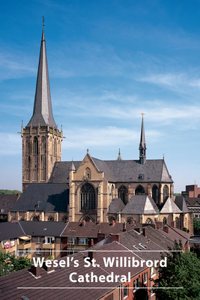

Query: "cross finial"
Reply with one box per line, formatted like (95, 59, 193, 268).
(42, 16, 45, 26)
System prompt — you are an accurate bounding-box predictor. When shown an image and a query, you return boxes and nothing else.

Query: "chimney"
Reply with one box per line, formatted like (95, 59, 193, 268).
(155, 222, 162, 229)
(90, 239, 94, 246)
(97, 232, 105, 242)
(89, 219, 92, 222)
(17, 193, 21, 200)
(82, 220, 86, 226)
(163, 226, 169, 233)
(97, 220, 100, 225)
(65, 220, 69, 224)
(142, 228, 146, 237)
(110, 234, 120, 243)
(111, 220, 115, 226)
(88, 250, 96, 265)
(30, 265, 40, 278)
(123, 222, 126, 232)
(171, 222, 174, 228)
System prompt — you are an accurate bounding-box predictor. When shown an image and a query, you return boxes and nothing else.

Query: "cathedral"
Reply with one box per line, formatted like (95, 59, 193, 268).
(9, 28, 193, 234)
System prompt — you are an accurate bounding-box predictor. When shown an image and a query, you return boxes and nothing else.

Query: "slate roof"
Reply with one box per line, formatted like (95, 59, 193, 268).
(19, 221, 67, 236)
(0, 194, 19, 215)
(49, 158, 173, 183)
(160, 197, 181, 214)
(10, 183, 69, 212)
(0, 221, 25, 241)
(61, 221, 137, 237)
(174, 196, 189, 212)
(144, 225, 174, 249)
(158, 225, 190, 246)
(184, 197, 200, 206)
(26, 29, 56, 128)
(108, 198, 125, 213)
(118, 230, 164, 261)
(0, 242, 146, 300)
(121, 195, 159, 214)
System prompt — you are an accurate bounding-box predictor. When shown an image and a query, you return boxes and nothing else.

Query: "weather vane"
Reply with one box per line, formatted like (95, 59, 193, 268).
(141, 113, 145, 115)
(42, 16, 45, 26)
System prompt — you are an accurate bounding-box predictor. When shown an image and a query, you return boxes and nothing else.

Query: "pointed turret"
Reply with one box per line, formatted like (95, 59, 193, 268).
(117, 148, 122, 160)
(26, 28, 56, 128)
(139, 114, 146, 164)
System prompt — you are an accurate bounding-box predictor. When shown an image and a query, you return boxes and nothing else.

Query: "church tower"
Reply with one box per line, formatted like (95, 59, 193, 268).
(139, 114, 146, 164)
(21, 28, 63, 192)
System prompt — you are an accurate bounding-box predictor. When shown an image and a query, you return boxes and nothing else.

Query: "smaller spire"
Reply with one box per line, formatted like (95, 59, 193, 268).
(70, 160, 76, 171)
(117, 148, 122, 160)
(87, 149, 89, 154)
(139, 113, 146, 164)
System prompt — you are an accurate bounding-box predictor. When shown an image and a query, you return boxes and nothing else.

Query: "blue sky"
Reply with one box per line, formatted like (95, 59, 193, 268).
(0, 0, 200, 192)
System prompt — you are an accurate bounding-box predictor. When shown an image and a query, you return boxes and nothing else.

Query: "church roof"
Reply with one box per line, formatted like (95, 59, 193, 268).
(121, 195, 159, 214)
(160, 197, 181, 214)
(10, 183, 69, 212)
(49, 158, 173, 183)
(26, 29, 56, 128)
(174, 196, 189, 213)
(108, 198, 125, 213)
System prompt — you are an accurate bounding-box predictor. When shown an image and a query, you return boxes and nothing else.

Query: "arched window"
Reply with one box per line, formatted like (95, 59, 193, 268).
(32, 215, 40, 221)
(163, 185, 169, 202)
(108, 216, 116, 223)
(135, 185, 145, 195)
(111, 185, 114, 199)
(62, 215, 68, 222)
(152, 185, 158, 203)
(163, 217, 167, 225)
(175, 217, 179, 228)
(127, 217, 135, 224)
(26, 137, 30, 155)
(85, 167, 91, 179)
(41, 136, 46, 155)
(118, 185, 128, 205)
(54, 139, 57, 157)
(48, 216, 54, 221)
(145, 218, 153, 224)
(81, 183, 96, 210)
(33, 137, 38, 155)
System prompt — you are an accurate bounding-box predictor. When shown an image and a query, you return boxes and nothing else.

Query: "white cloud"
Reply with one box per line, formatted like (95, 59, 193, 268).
(62, 126, 161, 149)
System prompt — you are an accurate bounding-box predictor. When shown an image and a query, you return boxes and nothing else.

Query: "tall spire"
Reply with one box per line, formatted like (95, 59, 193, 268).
(117, 148, 122, 160)
(26, 28, 56, 128)
(139, 114, 146, 164)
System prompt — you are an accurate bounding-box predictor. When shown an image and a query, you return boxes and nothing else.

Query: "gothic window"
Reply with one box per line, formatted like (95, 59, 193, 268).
(41, 136, 46, 155)
(85, 167, 91, 179)
(175, 217, 179, 228)
(118, 185, 128, 205)
(111, 185, 114, 199)
(48, 216, 54, 221)
(152, 185, 159, 203)
(127, 217, 135, 224)
(135, 185, 145, 195)
(26, 137, 30, 155)
(32, 215, 40, 221)
(54, 139, 57, 157)
(145, 218, 153, 224)
(81, 183, 96, 210)
(163, 185, 169, 202)
(62, 215, 68, 222)
(33, 137, 38, 155)
(108, 216, 116, 223)
(163, 217, 167, 225)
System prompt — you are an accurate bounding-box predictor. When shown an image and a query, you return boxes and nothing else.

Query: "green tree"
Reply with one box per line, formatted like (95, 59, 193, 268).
(193, 218, 200, 233)
(152, 241, 200, 300)
(0, 251, 31, 276)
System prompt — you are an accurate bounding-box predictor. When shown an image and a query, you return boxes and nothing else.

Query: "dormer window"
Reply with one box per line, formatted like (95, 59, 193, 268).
(138, 174, 144, 180)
